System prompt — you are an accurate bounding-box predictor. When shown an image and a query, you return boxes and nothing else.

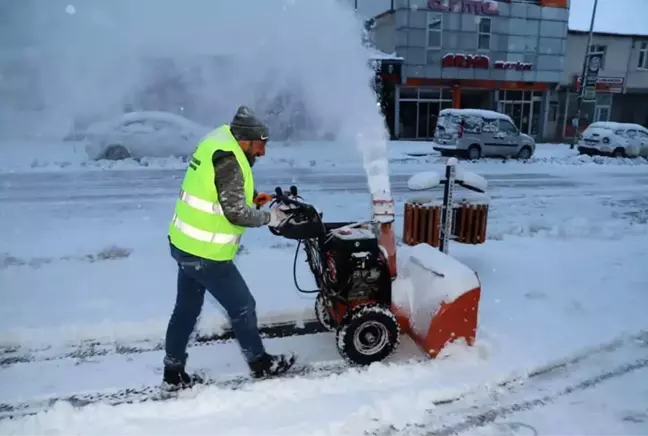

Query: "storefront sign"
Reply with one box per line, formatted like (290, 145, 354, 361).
(494, 60, 533, 71)
(581, 53, 602, 101)
(428, 0, 500, 16)
(574, 76, 624, 93)
(442, 54, 533, 71)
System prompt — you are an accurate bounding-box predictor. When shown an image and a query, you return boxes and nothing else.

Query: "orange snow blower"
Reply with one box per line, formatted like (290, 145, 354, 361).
(267, 160, 483, 364)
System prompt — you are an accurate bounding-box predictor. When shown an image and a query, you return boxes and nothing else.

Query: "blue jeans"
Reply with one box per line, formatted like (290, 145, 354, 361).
(164, 243, 266, 367)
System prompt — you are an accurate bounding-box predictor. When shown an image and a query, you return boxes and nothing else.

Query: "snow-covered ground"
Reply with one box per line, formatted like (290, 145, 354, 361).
(1, 140, 648, 434)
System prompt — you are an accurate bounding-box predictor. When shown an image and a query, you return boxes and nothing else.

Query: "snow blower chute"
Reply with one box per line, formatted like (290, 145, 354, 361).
(266, 158, 486, 364)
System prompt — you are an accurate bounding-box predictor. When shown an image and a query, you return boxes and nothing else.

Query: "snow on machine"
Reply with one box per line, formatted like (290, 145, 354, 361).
(266, 158, 486, 365)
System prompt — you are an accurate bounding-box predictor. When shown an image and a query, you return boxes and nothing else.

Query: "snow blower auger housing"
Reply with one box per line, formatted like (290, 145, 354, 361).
(268, 186, 400, 365)
(393, 158, 485, 358)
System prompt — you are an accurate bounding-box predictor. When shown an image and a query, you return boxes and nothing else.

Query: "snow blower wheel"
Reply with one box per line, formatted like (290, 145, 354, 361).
(314, 293, 334, 331)
(336, 304, 400, 365)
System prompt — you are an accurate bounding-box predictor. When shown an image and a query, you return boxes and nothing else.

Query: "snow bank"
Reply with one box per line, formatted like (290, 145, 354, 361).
(3, 140, 647, 174)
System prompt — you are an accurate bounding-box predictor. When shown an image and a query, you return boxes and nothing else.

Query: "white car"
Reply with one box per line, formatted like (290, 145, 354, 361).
(577, 121, 648, 158)
(72, 111, 211, 160)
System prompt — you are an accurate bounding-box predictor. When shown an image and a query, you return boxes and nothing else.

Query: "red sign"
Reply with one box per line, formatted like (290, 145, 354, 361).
(428, 0, 500, 16)
(442, 53, 490, 69)
(442, 54, 533, 71)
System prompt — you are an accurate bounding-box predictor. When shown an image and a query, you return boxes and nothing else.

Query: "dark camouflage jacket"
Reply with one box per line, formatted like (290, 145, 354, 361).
(212, 150, 270, 227)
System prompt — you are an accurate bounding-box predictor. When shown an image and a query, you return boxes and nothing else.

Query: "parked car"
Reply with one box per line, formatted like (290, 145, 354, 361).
(70, 111, 211, 160)
(577, 121, 648, 158)
(432, 108, 536, 160)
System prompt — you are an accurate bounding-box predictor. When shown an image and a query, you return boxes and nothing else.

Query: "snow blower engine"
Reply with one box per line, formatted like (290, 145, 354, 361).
(267, 179, 482, 366)
(267, 186, 399, 365)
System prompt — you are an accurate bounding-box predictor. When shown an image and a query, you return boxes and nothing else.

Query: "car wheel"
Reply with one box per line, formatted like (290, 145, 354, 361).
(612, 147, 626, 158)
(101, 144, 131, 160)
(516, 146, 532, 160)
(467, 145, 482, 160)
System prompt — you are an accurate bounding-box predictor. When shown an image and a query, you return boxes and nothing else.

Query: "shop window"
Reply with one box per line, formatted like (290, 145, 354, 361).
(400, 87, 418, 99)
(638, 41, 648, 70)
(426, 13, 443, 50)
(589, 44, 607, 69)
(420, 88, 441, 99)
(477, 18, 491, 51)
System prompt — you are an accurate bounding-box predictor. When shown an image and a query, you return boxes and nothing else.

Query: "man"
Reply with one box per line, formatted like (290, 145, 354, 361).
(164, 105, 295, 389)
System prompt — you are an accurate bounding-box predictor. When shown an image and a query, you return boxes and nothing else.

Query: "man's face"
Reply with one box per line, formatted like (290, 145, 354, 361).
(238, 139, 267, 166)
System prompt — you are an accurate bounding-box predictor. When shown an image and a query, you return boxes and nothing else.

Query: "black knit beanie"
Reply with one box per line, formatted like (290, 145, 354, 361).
(230, 106, 269, 141)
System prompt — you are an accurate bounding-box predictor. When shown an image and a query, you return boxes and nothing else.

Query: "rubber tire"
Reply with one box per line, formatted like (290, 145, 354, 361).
(101, 144, 131, 160)
(335, 303, 400, 366)
(516, 146, 532, 160)
(314, 294, 334, 331)
(612, 148, 626, 158)
(467, 145, 482, 160)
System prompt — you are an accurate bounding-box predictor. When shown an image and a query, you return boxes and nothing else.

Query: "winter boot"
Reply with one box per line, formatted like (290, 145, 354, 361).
(248, 352, 296, 379)
(163, 365, 204, 390)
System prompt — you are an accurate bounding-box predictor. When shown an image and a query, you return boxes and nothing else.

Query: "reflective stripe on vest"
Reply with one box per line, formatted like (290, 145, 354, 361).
(179, 190, 224, 215)
(171, 214, 240, 245)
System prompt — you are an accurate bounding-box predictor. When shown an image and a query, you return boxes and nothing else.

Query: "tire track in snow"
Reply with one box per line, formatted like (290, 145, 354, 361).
(0, 319, 328, 367)
(1, 330, 646, 422)
(428, 358, 648, 435)
(375, 331, 648, 436)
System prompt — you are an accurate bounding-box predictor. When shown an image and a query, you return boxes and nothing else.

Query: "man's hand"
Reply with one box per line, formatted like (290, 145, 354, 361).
(253, 192, 273, 208)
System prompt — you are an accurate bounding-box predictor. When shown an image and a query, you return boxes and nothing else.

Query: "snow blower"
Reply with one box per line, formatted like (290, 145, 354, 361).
(267, 159, 484, 365)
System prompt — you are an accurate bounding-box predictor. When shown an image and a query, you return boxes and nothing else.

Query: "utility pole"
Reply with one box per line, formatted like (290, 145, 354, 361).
(571, 0, 599, 149)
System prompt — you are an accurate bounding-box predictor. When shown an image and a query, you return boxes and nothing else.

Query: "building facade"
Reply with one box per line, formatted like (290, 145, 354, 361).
(371, 0, 570, 140)
(551, 31, 648, 140)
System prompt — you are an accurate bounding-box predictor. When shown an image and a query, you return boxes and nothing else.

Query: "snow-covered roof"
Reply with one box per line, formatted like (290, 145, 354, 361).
(367, 47, 404, 61)
(439, 108, 513, 122)
(588, 121, 648, 132)
(568, 0, 648, 37)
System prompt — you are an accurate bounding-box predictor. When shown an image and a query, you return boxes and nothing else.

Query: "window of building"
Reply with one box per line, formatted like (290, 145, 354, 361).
(549, 102, 558, 122)
(477, 18, 491, 50)
(426, 13, 443, 50)
(638, 41, 648, 70)
(589, 44, 607, 68)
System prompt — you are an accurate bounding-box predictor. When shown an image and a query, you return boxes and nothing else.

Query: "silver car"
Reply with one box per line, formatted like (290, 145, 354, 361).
(433, 108, 536, 160)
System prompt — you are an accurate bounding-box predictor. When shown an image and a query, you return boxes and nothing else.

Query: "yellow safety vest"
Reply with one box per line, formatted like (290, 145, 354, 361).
(168, 125, 254, 261)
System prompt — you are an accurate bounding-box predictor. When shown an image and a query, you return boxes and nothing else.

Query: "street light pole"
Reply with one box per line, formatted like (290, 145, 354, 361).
(571, 0, 599, 149)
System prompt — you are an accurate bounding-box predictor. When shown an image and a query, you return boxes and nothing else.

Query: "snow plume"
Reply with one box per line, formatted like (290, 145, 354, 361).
(5, 0, 391, 194)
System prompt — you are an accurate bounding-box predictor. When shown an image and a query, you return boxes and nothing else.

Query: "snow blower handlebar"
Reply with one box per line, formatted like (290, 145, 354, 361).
(266, 185, 326, 239)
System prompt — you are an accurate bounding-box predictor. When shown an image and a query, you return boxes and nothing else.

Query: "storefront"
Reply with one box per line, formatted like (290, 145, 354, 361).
(369, 0, 569, 141)
(395, 79, 550, 140)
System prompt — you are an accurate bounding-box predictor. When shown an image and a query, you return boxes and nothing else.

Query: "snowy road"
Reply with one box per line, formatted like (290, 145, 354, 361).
(3, 166, 648, 203)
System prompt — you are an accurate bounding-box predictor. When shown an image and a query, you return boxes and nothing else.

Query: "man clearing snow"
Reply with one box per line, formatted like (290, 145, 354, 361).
(164, 106, 295, 389)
